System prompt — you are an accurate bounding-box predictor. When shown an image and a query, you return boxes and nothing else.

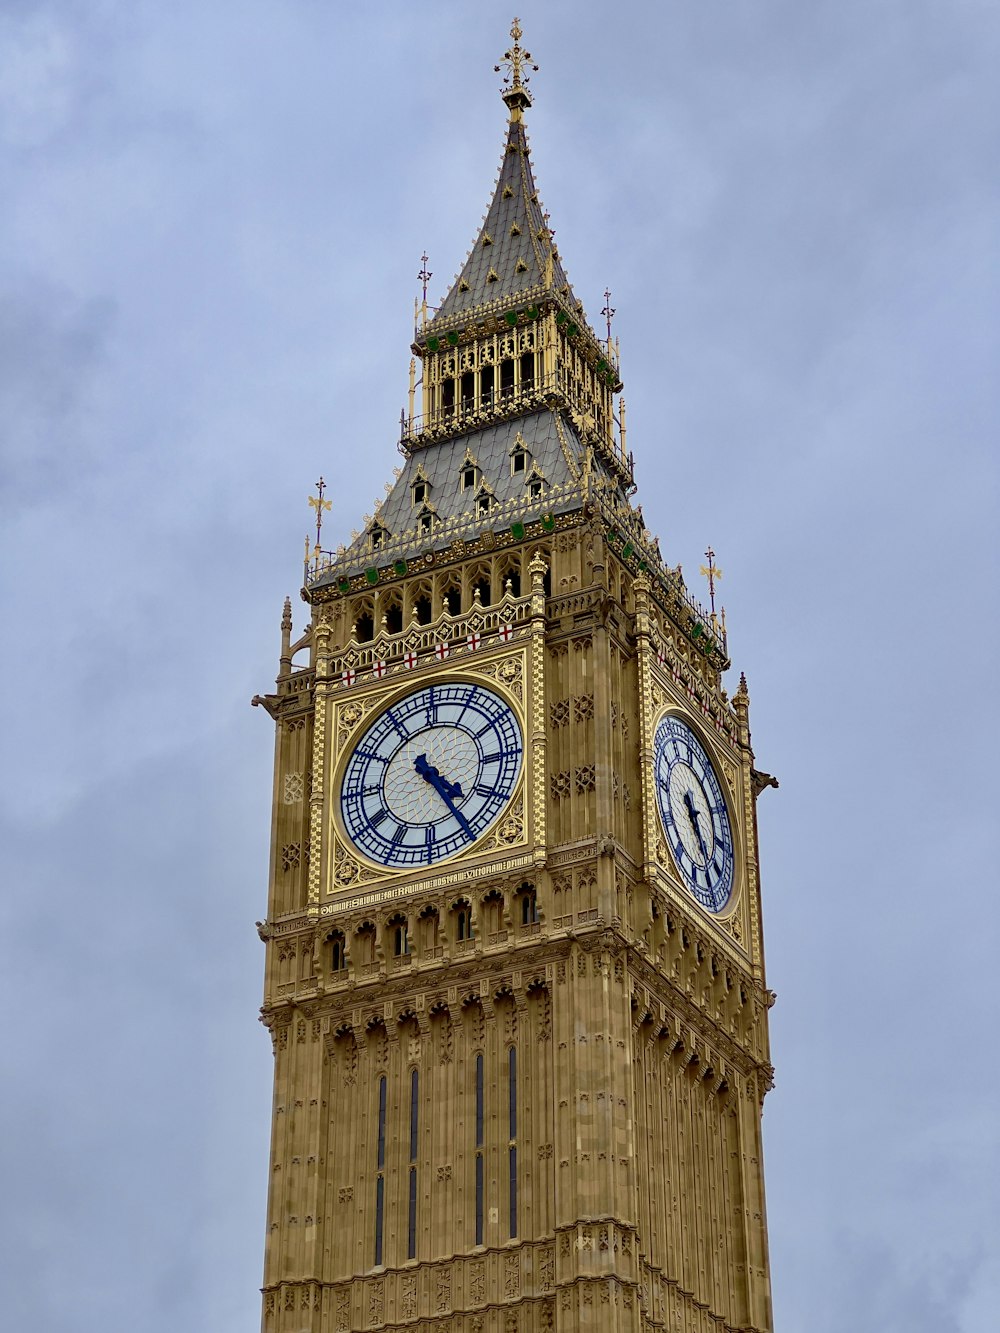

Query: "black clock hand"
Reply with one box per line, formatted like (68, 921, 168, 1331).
(415, 754, 474, 839)
(414, 753, 464, 800)
(683, 789, 710, 861)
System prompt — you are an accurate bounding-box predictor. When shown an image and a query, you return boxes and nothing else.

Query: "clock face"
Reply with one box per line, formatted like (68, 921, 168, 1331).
(339, 681, 523, 868)
(653, 714, 735, 913)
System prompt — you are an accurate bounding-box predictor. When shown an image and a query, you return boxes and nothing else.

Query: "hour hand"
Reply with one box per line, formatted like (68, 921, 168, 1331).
(414, 754, 472, 836)
(414, 753, 464, 802)
(683, 790, 709, 860)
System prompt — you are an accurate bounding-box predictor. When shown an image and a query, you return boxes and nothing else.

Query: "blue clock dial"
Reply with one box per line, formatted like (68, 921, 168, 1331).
(653, 714, 735, 913)
(340, 682, 523, 868)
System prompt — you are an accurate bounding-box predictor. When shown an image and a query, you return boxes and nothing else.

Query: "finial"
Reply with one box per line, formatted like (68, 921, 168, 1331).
(417, 252, 432, 329)
(699, 546, 722, 626)
(308, 482, 330, 581)
(601, 288, 616, 351)
(496, 18, 538, 116)
(418, 252, 432, 303)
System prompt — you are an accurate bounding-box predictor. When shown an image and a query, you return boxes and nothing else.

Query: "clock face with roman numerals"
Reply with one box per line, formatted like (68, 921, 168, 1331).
(339, 681, 523, 868)
(653, 714, 735, 913)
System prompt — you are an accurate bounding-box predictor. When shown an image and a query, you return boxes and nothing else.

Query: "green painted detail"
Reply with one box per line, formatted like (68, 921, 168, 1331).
(337, 578, 351, 594)
(446, 331, 459, 346)
(567, 323, 578, 338)
(541, 514, 556, 532)
(393, 559, 408, 576)
(510, 521, 526, 541)
(365, 568, 379, 586)
(692, 621, 704, 638)
(622, 542, 634, 560)
(638, 560, 648, 573)
(526, 305, 540, 319)
(597, 359, 608, 373)
(427, 336, 440, 352)
(556, 310, 568, 325)
(504, 310, 519, 327)
(607, 529, 620, 544)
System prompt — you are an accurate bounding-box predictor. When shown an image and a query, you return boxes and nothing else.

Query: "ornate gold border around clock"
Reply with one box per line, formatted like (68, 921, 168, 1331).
(644, 697, 751, 957)
(319, 645, 538, 904)
(634, 571, 751, 958)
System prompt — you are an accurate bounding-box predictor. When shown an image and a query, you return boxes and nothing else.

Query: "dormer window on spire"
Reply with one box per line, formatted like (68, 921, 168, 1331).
(460, 449, 480, 492)
(475, 483, 495, 517)
(410, 466, 431, 507)
(416, 505, 436, 535)
(368, 521, 389, 552)
(510, 439, 529, 475)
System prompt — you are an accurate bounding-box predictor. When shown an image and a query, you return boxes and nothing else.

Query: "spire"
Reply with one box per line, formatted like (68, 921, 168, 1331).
(429, 21, 578, 327)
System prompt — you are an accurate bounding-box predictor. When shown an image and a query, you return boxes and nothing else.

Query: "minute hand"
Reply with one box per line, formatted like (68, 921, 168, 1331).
(414, 754, 474, 839)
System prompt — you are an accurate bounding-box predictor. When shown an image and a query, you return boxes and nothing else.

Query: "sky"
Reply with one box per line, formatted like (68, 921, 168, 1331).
(1, 1, 998, 1329)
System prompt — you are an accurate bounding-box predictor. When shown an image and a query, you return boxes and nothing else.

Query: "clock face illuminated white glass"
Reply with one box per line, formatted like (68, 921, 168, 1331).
(653, 714, 735, 913)
(340, 682, 523, 868)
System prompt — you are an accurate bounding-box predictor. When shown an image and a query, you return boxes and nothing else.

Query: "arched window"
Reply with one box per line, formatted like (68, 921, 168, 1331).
(519, 885, 539, 926)
(355, 612, 374, 643)
(472, 575, 491, 606)
(408, 1068, 419, 1259)
(356, 922, 376, 966)
(508, 1046, 518, 1238)
(389, 917, 409, 957)
(328, 931, 346, 972)
(474, 1052, 485, 1246)
(453, 900, 474, 943)
(374, 1074, 387, 1265)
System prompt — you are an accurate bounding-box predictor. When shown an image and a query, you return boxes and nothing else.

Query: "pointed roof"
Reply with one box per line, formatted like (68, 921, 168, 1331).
(430, 109, 577, 325)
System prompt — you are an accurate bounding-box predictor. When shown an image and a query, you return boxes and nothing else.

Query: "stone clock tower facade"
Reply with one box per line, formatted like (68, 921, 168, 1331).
(254, 25, 776, 1333)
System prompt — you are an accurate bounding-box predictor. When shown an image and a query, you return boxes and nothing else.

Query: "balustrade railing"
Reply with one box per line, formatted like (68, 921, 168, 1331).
(401, 371, 630, 482)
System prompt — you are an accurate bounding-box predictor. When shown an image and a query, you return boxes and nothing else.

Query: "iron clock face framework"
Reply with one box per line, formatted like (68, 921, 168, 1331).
(339, 681, 523, 869)
(653, 713, 736, 913)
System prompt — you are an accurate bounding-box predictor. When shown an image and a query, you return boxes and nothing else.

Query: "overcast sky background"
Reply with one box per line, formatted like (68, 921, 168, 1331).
(1, 2, 998, 1329)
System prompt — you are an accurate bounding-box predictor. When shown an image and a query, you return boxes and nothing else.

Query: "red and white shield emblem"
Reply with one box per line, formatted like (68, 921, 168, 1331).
(341, 667, 357, 687)
(498, 623, 514, 642)
(466, 632, 482, 652)
(372, 659, 388, 679)
(434, 642, 450, 661)
(403, 650, 418, 670)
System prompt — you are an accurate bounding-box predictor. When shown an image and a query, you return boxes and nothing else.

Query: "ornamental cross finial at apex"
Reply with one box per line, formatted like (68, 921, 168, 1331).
(699, 545, 722, 623)
(496, 18, 538, 112)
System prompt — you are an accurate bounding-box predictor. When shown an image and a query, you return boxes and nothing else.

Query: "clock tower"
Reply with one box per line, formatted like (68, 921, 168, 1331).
(254, 23, 776, 1333)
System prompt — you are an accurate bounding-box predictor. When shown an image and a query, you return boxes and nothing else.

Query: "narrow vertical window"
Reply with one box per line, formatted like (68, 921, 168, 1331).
(375, 1075, 387, 1265)
(407, 1068, 418, 1259)
(508, 1046, 518, 1238)
(475, 1052, 484, 1246)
